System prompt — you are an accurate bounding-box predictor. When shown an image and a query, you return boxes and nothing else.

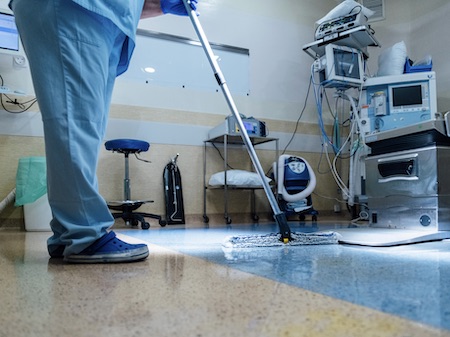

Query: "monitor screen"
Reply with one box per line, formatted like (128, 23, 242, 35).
(0, 12, 19, 52)
(392, 85, 422, 107)
(333, 49, 361, 80)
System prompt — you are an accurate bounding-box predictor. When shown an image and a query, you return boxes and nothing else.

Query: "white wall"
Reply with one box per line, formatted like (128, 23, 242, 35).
(409, 0, 450, 111)
(113, 0, 336, 124)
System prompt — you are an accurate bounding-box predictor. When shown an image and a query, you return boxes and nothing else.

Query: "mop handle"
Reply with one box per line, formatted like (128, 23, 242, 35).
(182, 0, 291, 241)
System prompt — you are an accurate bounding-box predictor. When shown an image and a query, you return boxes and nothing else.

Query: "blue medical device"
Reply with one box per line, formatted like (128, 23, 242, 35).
(274, 155, 318, 221)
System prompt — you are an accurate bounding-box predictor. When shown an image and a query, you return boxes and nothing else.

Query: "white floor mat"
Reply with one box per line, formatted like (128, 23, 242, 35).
(335, 227, 450, 246)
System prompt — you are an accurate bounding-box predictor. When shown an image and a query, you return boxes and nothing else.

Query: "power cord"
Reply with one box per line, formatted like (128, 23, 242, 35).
(0, 75, 37, 114)
(281, 76, 312, 155)
(1, 94, 37, 113)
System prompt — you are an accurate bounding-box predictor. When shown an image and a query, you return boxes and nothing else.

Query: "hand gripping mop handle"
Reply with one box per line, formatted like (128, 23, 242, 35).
(182, 0, 291, 242)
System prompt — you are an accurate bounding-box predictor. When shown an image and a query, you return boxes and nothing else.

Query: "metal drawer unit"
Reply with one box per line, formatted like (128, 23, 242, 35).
(366, 145, 450, 231)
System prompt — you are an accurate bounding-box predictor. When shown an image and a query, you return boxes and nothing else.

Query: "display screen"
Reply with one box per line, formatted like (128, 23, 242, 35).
(333, 49, 361, 80)
(392, 85, 422, 107)
(243, 121, 256, 133)
(0, 12, 19, 52)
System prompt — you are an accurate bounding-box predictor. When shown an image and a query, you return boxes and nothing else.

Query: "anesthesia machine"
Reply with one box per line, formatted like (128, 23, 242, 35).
(302, 0, 450, 233)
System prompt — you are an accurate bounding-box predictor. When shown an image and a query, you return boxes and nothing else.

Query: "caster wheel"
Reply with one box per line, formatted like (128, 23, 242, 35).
(226, 217, 232, 225)
(312, 215, 318, 222)
(203, 215, 210, 223)
(159, 219, 167, 227)
(252, 214, 259, 222)
(129, 219, 139, 227)
(299, 214, 306, 221)
(141, 222, 150, 230)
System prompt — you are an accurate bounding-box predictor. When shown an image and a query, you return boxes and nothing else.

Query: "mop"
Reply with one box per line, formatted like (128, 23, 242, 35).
(183, 0, 339, 247)
(222, 231, 341, 248)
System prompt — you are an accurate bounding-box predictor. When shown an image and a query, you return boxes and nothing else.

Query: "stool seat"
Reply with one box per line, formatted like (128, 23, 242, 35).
(105, 139, 149, 154)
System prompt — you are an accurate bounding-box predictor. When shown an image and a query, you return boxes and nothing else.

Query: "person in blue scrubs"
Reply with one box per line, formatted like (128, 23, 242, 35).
(9, 0, 197, 263)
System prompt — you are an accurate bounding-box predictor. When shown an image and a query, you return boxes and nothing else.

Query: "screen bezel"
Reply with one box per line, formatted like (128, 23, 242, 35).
(322, 44, 364, 88)
(388, 82, 428, 114)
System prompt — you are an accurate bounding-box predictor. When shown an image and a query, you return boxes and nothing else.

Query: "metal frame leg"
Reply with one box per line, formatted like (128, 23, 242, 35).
(202, 141, 209, 223)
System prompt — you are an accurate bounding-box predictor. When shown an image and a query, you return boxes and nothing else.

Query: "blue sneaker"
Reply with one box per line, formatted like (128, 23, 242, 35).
(48, 245, 65, 258)
(64, 231, 149, 263)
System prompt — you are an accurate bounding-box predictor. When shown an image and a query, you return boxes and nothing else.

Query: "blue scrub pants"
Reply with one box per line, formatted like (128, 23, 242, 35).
(11, 0, 127, 256)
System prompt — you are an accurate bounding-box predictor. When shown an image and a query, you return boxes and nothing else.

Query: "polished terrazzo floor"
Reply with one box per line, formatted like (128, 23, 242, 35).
(1, 222, 450, 337)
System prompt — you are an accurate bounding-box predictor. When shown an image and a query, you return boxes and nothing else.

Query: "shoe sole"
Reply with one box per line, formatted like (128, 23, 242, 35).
(64, 247, 149, 264)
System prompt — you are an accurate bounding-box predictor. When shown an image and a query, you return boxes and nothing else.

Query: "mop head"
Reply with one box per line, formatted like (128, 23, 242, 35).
(222, 231, 341, 248)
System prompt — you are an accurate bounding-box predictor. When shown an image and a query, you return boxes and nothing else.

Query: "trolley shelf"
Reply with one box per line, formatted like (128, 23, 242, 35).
(203, 134, 279, 224)
(302, 25, 381, 59)
(207, 134, 278, 146)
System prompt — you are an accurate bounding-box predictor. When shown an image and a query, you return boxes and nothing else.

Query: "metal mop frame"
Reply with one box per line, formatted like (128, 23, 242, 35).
(182, 0, 292, 242)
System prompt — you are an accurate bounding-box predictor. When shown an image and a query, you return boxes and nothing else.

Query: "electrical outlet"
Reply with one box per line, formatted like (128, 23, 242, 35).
(13, 55, 27, 68)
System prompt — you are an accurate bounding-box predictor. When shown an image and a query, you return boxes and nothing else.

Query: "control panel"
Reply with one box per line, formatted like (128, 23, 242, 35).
(315, 12, 367, 40)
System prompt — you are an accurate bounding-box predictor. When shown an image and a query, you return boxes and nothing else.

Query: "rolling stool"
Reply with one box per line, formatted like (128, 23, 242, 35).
(105, 139, 166, 229)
